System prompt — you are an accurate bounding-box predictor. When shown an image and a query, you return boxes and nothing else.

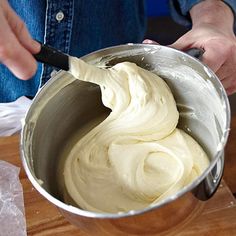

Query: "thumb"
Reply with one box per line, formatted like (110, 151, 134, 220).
(168, 36, 192, 51)
(143, 39, 160, 45)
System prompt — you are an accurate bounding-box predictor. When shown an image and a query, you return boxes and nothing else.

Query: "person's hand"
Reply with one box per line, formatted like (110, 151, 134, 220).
(144, 1, 236, 95)
(0, 0, 40, 80)
(170, 0, 236, 95)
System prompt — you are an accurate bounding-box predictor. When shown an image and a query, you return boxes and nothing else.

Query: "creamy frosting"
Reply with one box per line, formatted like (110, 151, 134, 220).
(63, 57, 209, 213)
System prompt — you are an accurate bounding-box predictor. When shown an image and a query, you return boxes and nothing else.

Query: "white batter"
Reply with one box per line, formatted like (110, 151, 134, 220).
(63, 58, 209, 213)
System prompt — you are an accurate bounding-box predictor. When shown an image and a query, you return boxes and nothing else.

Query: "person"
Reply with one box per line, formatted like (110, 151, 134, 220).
(147, 0, 236, 96)
(0, 0, 236, 102)
(0, 0, 235, 135)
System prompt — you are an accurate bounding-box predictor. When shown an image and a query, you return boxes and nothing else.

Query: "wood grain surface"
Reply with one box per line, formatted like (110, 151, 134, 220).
(224, 114, 236, 193)
(0, 111, 236, 235)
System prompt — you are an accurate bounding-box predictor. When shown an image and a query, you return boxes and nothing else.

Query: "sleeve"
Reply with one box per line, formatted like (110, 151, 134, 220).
(169, 0, 236, 27)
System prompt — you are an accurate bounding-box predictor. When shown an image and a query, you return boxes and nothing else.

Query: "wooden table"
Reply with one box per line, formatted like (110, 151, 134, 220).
(0, 115, 236, 236)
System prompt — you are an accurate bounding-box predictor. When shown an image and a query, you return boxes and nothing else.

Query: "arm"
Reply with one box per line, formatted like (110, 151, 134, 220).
(0, 0, 40, 80)
(170, 0, 236, 95)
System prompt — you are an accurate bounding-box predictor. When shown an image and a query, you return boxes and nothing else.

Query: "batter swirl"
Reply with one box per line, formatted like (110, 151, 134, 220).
(63, 58, 209, 213)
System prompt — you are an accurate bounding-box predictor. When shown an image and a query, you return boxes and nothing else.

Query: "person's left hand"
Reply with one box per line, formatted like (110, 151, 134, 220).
(169, 23, 236, 95)
(144, 0, 236, 96)
(144, 24, 236, 96)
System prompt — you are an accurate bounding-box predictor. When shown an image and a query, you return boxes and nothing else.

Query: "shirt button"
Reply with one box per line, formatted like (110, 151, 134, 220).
(50, 70, 58, 77)
(56, 11, 64, 22)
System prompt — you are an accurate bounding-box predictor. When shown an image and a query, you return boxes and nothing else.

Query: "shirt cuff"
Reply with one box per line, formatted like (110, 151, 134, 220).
(169, 0, 236, 27)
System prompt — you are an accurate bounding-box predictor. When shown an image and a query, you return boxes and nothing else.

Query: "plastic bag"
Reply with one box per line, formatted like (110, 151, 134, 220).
(0, 161, 26, 236)
(0, 96, 32, 136)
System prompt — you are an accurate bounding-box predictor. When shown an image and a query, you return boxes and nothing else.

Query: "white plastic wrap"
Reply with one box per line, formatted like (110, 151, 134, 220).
(0, 161, 26, 236)
(0, 96, 32, 136)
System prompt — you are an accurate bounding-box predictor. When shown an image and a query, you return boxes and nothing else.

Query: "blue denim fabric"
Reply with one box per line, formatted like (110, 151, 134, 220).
(0, 0, 146, 102)
(1, 0, 236, 102)
(170, 0, 236, 27)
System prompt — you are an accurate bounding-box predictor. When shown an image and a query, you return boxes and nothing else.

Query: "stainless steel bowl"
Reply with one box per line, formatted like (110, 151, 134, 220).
(21, 44, 230, 235)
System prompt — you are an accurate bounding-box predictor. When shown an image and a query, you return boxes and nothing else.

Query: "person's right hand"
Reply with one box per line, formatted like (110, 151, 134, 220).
(0, 0, 40, 80)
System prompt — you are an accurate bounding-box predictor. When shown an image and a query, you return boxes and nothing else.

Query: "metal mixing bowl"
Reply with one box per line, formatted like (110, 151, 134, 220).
(21, 44, 230, 235)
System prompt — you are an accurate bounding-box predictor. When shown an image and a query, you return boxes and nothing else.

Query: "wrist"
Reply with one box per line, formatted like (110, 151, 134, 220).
(190, 0, 234, 31)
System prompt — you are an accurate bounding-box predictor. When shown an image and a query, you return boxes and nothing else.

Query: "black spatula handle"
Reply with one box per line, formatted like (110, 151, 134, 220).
(185, 48, 205, 60)
(34, 43, 69, 71)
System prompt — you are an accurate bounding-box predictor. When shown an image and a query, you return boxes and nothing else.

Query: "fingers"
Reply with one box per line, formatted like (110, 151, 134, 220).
(216, 59, 236, 95)
(142, 39, 160, 45)
(143, 36, 236, 95)
(201, 42, 232, 74)
(170, 35, 224, 73)
(226, 86, 236, 96)
(216, 63, 233, 80)
(2, 1, 40, 54)
(170, 35, 236, 95)
(222, 75, 236, 95)
(0, 13, 36, 79)
(0, 1, 40, 80)
(205, 41, 236, 95)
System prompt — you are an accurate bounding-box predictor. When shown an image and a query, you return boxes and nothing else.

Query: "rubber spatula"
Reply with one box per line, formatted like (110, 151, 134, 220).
(34, 42, 69, 71)
(34, 42, 204, 71)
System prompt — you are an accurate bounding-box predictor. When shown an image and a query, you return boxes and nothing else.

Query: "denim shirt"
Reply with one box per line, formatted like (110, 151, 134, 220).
(1, 0, 236, 102)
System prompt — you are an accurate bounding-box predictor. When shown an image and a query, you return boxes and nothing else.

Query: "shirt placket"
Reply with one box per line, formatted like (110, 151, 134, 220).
(41, 0, 74, 85)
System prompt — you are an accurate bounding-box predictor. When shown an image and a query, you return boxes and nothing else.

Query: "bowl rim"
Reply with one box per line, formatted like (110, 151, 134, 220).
(20, 43, 231, 219)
